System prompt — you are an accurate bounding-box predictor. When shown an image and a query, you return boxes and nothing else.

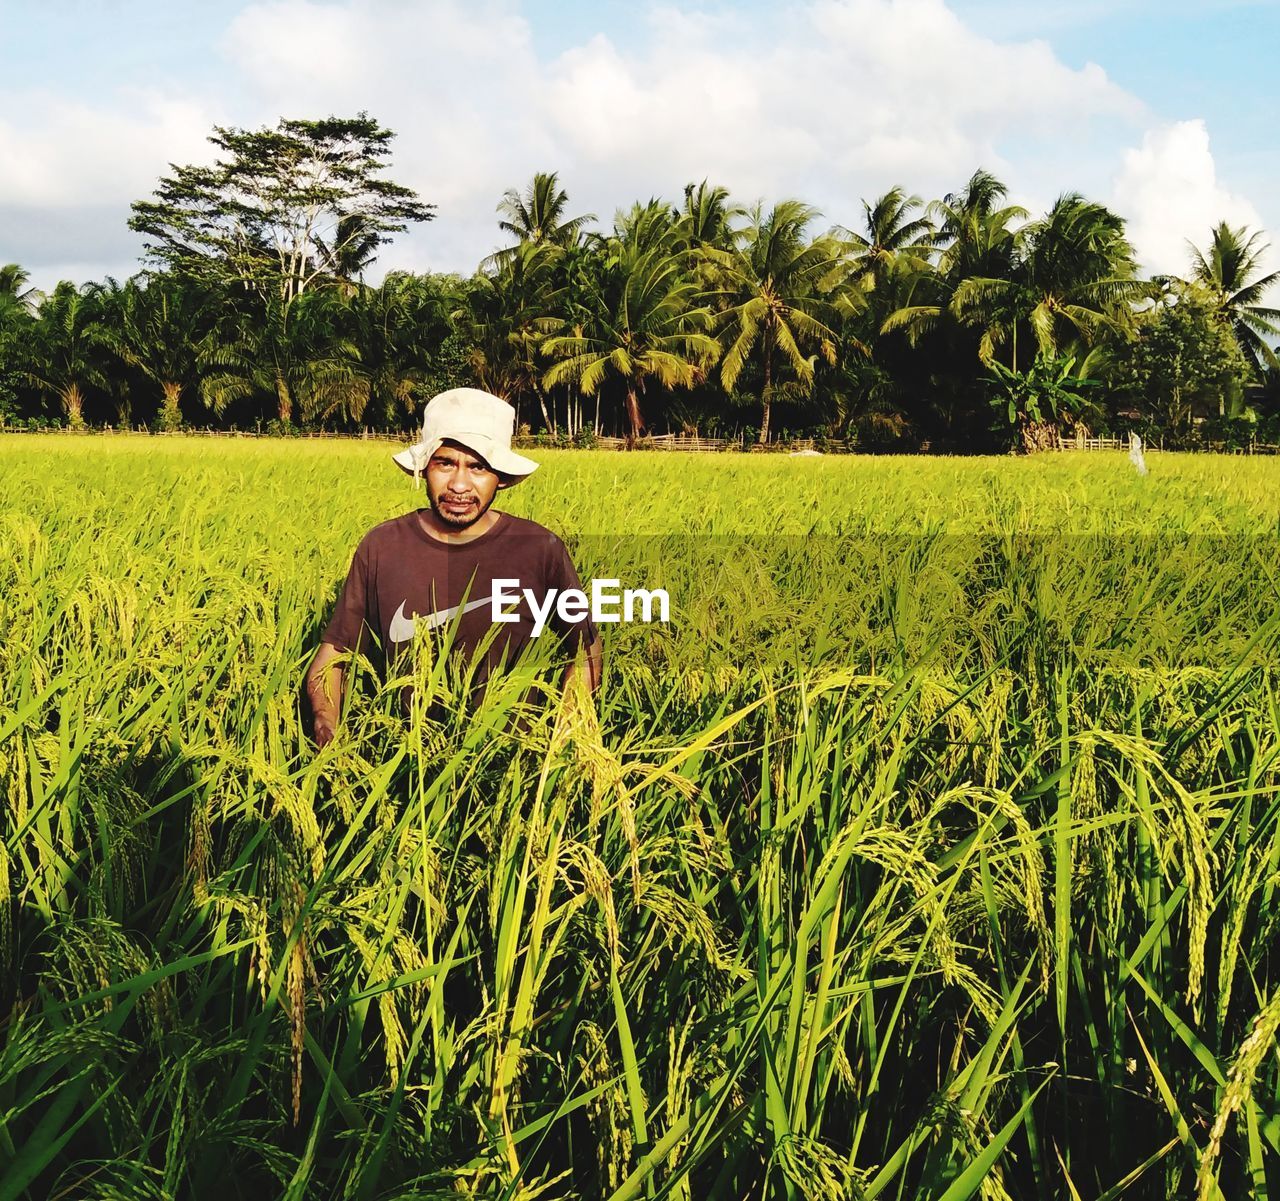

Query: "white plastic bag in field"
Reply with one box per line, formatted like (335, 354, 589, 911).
(1128, 432, 1148, 476)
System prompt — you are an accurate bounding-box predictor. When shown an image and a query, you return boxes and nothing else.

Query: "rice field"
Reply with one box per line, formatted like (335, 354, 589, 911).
(4, 434, 1280, 1200)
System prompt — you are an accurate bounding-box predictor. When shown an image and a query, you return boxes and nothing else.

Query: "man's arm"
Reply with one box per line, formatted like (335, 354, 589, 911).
(306, 641, 347, 747)
(563, 632, 603, 694)
(311, 538, 371, 748)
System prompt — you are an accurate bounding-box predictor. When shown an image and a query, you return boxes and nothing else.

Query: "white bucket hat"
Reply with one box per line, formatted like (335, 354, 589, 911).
(392, 388, 539, 488)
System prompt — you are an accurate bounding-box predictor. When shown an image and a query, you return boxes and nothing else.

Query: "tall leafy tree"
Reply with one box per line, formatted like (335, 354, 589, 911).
(130, 114, 432, 307)
(1188, 221, 1280, 370)
(1114, 280, 1254, 432)
(712, 200, 841, 443)
(129, 114, 432, 422)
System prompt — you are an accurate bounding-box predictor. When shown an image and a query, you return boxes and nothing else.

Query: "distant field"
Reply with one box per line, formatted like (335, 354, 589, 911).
(4, 435, 1280, 1199)
(8, 433, 1280, 534)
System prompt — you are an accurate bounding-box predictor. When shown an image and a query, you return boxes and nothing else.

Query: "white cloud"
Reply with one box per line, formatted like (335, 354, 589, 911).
(0, 0, 1271, 292)
(0, 88, 214, 287)
(1112, 120, 1270, 277)
(217, 0, 557, 273)
(0, 88, 212, 209)
(534, 0, 1143, 230)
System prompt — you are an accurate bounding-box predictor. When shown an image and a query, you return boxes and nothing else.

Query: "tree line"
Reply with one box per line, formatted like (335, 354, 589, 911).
(1, 113, 1277, 452)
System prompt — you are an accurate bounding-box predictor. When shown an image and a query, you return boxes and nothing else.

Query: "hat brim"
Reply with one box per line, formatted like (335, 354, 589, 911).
(392, 434, 539, 487)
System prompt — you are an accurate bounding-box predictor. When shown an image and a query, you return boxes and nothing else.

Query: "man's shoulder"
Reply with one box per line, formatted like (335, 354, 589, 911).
(496, 513, 563, 542)
(353, 511, 420, 556)
(494, 513, 575, 557)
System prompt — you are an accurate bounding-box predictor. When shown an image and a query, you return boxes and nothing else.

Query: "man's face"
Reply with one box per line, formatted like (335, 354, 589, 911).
(425, 440, 502, 528)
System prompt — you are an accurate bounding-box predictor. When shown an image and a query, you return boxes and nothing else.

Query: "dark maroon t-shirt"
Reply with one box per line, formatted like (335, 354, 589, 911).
(321, 509, 596, 677)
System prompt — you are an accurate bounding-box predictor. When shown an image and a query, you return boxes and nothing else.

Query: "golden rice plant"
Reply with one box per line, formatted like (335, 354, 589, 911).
(3, 434, 1280, 1199)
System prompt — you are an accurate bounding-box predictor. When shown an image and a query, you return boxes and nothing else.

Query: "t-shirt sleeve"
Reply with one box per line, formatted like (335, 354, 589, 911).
(321, 541, 373, 654)
(544, 535, 597, 651)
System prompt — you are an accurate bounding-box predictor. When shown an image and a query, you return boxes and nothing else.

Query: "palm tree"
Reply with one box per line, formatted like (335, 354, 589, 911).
(543, 238, 718, 446)
(949, 193, 1148, 369)
(0, 263, 39, 317)
(882, 175, 1140, 448)
(97, 275, 212, 429)
(0, 264, 38, 345)
(881, 171, 1027, 350)
(200, 286, 355, 427)
(612, 198, 679, 257)
(318, 213, 384, 296)
(839, 186, 936, 296)
(0, 265, 38, 424)
(1189, 221, 1280, 370)
(833, 187, 934, 399)
(677, 181, 741, 253)
(494, 172, 595, 252)
(318, 273, 456, 428)
(458, 242, 564, 431)
(931, 169, 1028, 279)
(711, 200, 841, 443)
(26, 282, 110, 427)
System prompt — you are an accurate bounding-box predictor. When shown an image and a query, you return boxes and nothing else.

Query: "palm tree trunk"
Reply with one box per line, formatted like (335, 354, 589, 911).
(759, 348, 774, 445)
(275, 372, 292, 425)
(62, 382, 85, 429)
(624, 385, 644, 449)
(535, 387, 554, 435)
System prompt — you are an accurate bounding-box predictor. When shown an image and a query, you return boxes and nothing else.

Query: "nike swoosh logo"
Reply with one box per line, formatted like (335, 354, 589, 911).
(389, 596, 495, 643)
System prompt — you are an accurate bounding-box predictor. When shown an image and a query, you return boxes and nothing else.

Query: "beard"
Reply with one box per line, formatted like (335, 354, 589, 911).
(428, 487, 495, 528)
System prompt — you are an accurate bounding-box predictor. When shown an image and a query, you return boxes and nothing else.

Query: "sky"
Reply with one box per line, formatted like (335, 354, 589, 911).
(0, 0, 1276, 291)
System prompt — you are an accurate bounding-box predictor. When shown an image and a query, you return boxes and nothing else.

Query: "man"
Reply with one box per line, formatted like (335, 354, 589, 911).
(307, 387, 602, 747)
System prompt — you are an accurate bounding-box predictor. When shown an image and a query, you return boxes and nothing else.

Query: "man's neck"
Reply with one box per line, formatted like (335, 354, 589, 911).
(417, 507, 503, 545)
